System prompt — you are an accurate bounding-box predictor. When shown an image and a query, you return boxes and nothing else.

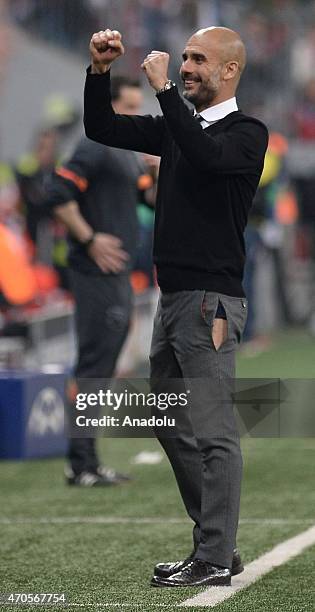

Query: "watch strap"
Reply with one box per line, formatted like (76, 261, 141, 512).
(156, 80, 176, 95)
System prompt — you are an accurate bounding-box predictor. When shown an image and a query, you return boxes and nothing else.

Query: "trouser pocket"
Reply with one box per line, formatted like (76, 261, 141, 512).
(201, 291, 248, 351)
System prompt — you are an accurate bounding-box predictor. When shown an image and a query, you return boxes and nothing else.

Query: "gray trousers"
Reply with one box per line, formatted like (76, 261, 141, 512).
(149, 290, 247, 569)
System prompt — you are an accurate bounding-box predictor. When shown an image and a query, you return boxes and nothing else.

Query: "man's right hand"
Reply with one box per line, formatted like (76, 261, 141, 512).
(90, 29, 124, 74)
(87, 233, 129, 273)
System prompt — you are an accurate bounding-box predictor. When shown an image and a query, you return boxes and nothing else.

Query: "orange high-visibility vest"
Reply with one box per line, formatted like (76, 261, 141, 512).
(0, 223, 37, 304)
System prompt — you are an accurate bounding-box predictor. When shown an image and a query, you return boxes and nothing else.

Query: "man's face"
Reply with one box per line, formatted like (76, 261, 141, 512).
(180, 36, 225, 109)
(113, 87, 143, 115)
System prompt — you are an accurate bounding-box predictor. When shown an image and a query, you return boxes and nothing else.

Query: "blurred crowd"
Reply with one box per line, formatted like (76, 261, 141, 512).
(7, 0, 315, 126)
(1, 0, 315, 361)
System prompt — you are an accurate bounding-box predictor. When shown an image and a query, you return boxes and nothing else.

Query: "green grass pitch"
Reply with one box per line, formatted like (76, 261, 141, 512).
(0, 329, 315, 611)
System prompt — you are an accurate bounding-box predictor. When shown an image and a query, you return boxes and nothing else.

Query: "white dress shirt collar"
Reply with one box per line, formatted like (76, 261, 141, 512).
(194, 97, 238, 127)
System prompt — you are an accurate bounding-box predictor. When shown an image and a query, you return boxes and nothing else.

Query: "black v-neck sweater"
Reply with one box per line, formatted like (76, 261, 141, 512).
(84, 69, 268, 296)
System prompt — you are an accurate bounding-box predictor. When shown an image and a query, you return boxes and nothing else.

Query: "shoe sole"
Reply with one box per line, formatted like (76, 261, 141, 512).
(151, 575, 231, 588)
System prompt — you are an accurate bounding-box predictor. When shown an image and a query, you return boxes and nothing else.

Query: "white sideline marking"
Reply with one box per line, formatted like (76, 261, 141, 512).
(0, 516, 314, 525)
(69, 605, 170, 608)
(180, 524, 315, 607)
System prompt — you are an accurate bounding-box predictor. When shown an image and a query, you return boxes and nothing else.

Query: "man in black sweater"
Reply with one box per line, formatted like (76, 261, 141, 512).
(84, 27, 268, 587)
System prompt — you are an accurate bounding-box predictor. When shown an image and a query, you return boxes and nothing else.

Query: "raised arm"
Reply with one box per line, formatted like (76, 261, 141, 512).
(141, 50, 268, 174)
(84, 29, 165, 156)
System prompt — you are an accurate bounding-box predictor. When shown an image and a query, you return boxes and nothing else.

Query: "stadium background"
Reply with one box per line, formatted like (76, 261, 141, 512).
(0, 1, 314, 610)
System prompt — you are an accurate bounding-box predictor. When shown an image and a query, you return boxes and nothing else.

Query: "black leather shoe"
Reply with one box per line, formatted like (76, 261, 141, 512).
(151, 559, 231, 588)
(154, 548, 243, 579)
(153, 552, 195, 579)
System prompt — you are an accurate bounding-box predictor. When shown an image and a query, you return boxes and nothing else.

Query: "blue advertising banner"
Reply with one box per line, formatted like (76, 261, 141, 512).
(0, 371, 67, 459)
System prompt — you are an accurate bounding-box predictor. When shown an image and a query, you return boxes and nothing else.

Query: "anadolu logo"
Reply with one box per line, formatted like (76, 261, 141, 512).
(27, 387, 64, 436)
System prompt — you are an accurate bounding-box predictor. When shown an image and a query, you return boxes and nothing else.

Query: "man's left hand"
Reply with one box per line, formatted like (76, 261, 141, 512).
(141, 51, 170, 91)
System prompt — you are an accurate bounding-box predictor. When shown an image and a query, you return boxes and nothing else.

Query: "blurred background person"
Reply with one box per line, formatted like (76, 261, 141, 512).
(13, 95, 80, 290)
(14, 126, 71, 289)
(291, 24, 315, 91)
(46, 76, 156, 486)
(15, 127, 60, 248)
(291, 77, 315, 334)
(242, 131, 292, 353)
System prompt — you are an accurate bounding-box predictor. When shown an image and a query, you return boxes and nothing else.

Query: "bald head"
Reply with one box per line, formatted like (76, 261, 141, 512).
(180, 26, 247, 111)
(190, 27, 246, 77)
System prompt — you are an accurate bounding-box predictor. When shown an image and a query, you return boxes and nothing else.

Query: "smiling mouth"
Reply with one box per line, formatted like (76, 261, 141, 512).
(184, 80, 200, 87)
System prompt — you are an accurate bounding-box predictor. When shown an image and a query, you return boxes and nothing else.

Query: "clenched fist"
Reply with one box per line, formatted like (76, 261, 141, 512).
(90, 29, 124, 74)
(141, 51, 170, 91)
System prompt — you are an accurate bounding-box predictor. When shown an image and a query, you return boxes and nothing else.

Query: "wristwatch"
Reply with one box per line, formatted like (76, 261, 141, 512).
(156, 80, 176, 95)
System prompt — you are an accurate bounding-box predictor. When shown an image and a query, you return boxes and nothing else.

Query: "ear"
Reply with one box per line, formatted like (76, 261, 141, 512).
(223, 61, 239, 81)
